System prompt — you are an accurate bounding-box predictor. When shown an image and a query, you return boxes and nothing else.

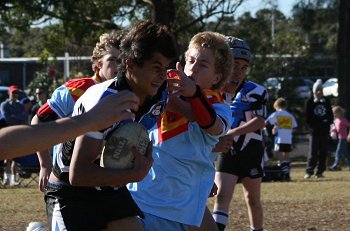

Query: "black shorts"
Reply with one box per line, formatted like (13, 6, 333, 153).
(274, 143, 292, 152)
(45, 182, 143, 231)
(216, 140, 264, 179)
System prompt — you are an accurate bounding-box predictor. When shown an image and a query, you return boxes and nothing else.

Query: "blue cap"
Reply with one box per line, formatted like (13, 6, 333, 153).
(226, 36, 252, 63)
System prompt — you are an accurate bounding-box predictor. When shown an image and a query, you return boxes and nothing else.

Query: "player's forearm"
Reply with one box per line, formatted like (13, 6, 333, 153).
(37, 150, 52, 168)
(0, 115, 93, 160)
(228, 116, 265, 136)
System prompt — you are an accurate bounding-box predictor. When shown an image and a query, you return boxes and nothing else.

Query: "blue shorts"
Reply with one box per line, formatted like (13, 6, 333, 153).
(137, 212, 189, 231)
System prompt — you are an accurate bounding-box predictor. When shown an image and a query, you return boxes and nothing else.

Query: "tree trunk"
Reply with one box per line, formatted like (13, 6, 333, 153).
(152, 0, 176, 28)
(337, 0, 350, 118)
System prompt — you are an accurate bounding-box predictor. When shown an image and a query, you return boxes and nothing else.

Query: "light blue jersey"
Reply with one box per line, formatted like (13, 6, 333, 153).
(129, 94, 232, 227)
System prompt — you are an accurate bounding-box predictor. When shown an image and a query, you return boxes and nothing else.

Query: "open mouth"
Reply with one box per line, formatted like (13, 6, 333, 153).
(151, 82, 161, 88)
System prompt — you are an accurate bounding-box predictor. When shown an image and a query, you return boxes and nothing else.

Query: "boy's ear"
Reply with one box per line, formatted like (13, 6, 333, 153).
(213, 73, 222, 86)
(125, 59, 133, 71)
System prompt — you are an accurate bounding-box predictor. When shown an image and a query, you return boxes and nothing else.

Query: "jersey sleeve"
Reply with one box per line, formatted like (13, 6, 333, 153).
(47, 85, 76, 118)
(213, 103, 232, 136)
(36, 102, 59, 122)
(266, 113, 276, 125)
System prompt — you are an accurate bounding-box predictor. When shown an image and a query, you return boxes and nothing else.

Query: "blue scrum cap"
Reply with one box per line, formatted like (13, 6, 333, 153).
(226, 36, 252, 63)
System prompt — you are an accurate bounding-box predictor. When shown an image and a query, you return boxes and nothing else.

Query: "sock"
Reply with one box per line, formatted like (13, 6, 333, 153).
(213, 210, 228, 231)
(3, 172, 8, 180)
(10, 174, 16, 182)
(280, 161, 289, 174)
(287, 161, 291, 176)
(250, 227, 264, 231)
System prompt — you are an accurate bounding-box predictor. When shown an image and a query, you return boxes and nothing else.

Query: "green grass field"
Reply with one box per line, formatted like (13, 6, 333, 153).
(1, 167, 349, 231)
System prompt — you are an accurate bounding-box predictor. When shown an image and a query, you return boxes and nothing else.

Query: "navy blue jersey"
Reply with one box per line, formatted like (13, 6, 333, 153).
(224, 80, 268, 151)
(52, 74, 167, 183)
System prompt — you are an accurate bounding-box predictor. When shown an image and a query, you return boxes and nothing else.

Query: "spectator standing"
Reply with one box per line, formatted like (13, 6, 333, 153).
(1, 85, 28, 186)
(266, 97, 298, 181)
(212, 37, 268, 231)
(304, 79, 333, 179)
(328, 106, 350, 171)
(30, 87, 48, 120)
(19, 90, 33, 114)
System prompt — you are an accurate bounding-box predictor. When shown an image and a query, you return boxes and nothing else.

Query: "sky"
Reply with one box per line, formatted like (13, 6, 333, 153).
(235, 0, 299, 17)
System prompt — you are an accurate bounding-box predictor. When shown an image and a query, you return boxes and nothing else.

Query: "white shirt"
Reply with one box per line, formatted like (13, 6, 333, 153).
(266, 109, 298, 144)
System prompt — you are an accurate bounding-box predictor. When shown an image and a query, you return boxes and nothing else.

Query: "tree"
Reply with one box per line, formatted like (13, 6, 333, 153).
(0, 0, 244, 55)
(337, 0, 350, 118)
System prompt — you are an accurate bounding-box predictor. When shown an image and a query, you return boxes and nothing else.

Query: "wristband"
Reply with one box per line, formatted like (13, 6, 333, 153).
(186, 85, 217, 129)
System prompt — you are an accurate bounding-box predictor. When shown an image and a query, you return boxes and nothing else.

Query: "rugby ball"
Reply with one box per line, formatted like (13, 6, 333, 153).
(100, 122, 150, 170)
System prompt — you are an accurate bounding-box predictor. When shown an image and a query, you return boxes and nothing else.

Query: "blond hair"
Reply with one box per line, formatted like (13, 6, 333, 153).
(185, 32, 233, 90)
(273, 97, 288, 110)
(91, 30, 125, 73)
(332, 106, 344, 118)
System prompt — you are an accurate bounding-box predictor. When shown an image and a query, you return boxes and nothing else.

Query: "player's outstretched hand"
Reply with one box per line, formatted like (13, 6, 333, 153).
(86, 91, 140, 131)
(212, 134, 233, 153)
(167, 62, 197, 98)
(130, 142, 153, 182)
(38, 165, 52, 192)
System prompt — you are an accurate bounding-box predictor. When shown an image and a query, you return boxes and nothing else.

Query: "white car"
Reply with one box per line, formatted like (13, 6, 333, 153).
(322, 78, 338, 97)
(264, 77, 314, 99)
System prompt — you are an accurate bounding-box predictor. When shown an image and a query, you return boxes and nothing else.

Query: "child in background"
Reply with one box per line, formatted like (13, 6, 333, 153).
(266, 97, 298, 181)
(329, 106, 350, 171)
(212, 37, 267, 231)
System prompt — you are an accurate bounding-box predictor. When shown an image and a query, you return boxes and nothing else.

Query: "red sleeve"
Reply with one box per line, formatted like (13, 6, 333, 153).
(186, 85, 217, 129)
(37, 102, 58, 122)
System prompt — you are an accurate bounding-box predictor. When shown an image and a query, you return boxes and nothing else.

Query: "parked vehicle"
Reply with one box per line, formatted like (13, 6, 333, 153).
(0, 86, 9, 104)
(322, 78, 338, 97)
(286, 78, 313, 99)
(263, 77, 281, 99)
(264, 77, 314, 99)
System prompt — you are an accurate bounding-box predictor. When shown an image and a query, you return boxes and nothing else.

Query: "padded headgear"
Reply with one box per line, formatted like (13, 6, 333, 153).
(226, 36, 252, 63)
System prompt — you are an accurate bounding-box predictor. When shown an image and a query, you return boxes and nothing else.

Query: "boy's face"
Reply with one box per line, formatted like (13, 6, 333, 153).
(9, 91, 19, 100)
(98, 47, 120, 81)
(223, 59, 249, 94)
(314, 89, 323, 98)
(184, 47, 221, 90)
(127, 52, 170, 100)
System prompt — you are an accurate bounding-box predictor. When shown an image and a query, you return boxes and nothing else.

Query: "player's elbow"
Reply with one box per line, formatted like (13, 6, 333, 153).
(69, 168, 85, 186)
(31, 115, 40, 125)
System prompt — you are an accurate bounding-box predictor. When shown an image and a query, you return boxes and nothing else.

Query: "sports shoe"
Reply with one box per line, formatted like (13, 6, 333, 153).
(328, 166, 341, 171)
(1, 178, 9, 186)
(304, 173, 312, 179)
(9, 180, 20, 186)
(281, 174, 291, 182)
(316, 174, 325, 178)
